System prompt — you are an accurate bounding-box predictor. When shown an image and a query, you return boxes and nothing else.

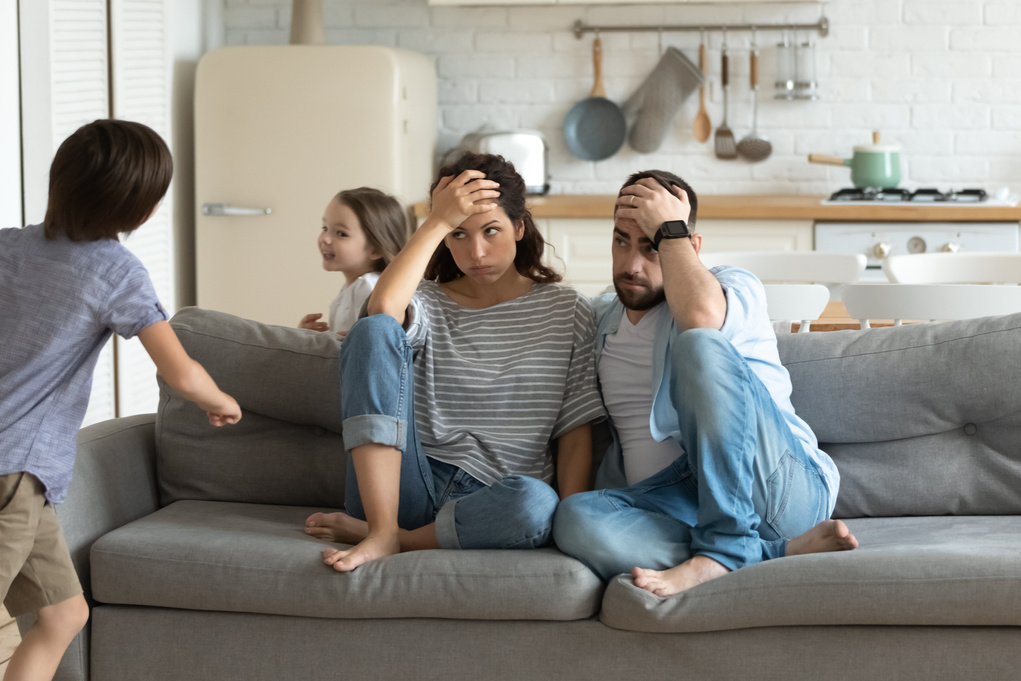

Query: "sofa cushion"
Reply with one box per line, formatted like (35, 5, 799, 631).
(777, 312, 1021, 517)
(90, 501, 604, 621)
(158, 307, 346, 507)
(600, 515, 1021, 633)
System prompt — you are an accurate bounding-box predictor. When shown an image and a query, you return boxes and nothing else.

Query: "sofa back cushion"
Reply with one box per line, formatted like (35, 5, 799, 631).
(157, 307, 346, 508)
(778, 312, 1021, 518)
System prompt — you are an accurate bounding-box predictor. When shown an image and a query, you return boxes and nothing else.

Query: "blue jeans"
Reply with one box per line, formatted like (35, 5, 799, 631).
(340, 314, 559, 550)
(553, 328, 828, 581)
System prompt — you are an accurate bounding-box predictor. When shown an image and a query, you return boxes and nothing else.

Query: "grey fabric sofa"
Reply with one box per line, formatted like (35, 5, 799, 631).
(25, 307, 1021, 681)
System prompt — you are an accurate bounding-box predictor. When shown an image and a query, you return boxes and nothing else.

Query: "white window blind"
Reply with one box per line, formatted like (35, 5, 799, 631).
(18, 0, 174, 426)
(19, 0, 116, 427)
(1, 0, 21, 228)
(110, 0, 174, 417)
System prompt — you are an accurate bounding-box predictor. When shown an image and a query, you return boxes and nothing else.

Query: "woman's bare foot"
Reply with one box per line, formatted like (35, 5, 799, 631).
(632, 555, 731, 598)
(305, 511, 368, 544)
(322, 530, 400, 572)
(786, 519, 859, 557)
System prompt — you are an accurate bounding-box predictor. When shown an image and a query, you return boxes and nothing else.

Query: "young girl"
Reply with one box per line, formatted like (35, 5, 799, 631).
(298, 187, 407, 336)
(305, 152, 606, 571)
(0, 119, 241, 681)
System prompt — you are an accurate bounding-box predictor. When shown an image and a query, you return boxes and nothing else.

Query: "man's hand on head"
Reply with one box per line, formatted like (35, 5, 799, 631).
(615, 178, 692, 242)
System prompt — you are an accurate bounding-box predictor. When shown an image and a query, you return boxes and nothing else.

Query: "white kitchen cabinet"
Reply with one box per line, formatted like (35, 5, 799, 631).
(429, 0, 825, 5)
(697, 219, 814, 253)
(542, 218, 813, 297)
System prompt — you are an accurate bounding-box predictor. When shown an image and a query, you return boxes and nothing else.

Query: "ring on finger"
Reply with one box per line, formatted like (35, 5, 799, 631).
(630, 195, 635, 206)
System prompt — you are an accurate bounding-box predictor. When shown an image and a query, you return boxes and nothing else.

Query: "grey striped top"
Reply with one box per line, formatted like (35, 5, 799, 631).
(405, 281, 606, 486)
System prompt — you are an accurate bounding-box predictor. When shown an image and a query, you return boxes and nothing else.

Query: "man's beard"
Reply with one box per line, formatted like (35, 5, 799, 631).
(613, 273, 666, 311)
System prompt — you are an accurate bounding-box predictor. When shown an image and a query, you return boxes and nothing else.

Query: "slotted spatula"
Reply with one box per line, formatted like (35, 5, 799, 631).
(714, 36, 737, 160)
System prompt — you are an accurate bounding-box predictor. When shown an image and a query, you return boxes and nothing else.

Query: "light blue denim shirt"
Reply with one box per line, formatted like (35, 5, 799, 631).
(591, 266, 839, 513)
(0, 225, 168, 503)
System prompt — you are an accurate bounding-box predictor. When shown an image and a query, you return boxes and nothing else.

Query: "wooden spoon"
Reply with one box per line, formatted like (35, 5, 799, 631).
(693, 39, 711, 143)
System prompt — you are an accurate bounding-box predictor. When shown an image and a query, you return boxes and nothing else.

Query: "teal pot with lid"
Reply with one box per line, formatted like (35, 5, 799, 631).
(808, 131, 901, 189)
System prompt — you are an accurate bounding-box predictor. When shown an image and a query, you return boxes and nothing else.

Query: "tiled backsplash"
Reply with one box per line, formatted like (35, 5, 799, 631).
(223, 0, 1021, 195)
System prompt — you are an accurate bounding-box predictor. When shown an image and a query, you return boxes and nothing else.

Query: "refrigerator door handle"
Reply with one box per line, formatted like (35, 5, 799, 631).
(202, 203, 272, 216)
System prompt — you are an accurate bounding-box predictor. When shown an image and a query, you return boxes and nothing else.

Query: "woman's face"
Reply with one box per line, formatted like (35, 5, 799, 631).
(444, 203, 524, 286)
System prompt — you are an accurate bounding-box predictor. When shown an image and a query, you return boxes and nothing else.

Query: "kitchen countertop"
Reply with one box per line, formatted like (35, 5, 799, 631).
(413, 194, 1021, 221)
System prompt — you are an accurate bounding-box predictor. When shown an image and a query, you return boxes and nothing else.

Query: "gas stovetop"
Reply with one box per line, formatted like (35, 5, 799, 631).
(822, 187, 1018, 206)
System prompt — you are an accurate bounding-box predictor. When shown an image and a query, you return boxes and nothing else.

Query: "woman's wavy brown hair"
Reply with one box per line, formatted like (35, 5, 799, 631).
(424, 152, 560, 284)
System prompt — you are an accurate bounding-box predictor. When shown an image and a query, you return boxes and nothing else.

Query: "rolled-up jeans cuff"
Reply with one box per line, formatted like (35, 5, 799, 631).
(434, 501, 461, 550)
(342, 414, 407, 452)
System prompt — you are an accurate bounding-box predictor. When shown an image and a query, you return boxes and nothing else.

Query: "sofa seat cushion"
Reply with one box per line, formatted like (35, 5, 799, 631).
(90, 500, 603, 621)
(600, 516, 1021, 633)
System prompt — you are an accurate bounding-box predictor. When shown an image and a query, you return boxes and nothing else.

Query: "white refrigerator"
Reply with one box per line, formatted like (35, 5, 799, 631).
(195, 46, 436, 327)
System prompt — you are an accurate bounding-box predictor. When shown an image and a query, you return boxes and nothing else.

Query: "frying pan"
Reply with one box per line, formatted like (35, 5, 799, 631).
(563, 37, 626, 161)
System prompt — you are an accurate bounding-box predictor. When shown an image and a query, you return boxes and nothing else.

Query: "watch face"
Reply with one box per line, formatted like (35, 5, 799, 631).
(662, 220, 689, 237)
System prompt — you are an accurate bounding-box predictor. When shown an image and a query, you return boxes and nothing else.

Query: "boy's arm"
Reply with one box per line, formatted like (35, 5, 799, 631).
(136, 320, 241, 426)
(556, 422, 594, 500)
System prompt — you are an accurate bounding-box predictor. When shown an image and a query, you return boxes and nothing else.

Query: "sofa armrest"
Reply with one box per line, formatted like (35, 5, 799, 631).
(58, 413, 160, 604)
(15, 413, 159, 681)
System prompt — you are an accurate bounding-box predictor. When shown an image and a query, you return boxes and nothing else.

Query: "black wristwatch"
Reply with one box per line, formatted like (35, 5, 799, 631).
(652, 220, 691, 250)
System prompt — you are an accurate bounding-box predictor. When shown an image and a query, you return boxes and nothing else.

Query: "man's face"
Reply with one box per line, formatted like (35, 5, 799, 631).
(611, 216, 666, 311)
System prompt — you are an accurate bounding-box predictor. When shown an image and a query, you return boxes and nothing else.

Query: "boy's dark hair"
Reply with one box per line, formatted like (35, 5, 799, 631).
(425, 151, 561, 284)
(617, 170, 699, 232)
(336, 187, 408, 272)
(44, 119, 173, 241)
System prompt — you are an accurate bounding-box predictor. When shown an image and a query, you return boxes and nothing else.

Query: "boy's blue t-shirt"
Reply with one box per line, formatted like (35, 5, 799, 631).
(0, 224, 168, 503)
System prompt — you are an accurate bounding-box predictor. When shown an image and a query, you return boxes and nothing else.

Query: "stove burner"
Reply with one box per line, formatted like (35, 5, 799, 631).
(827, 187, 990, 203)
(947, 188, 988, 203)
(910, 188, 945, 202)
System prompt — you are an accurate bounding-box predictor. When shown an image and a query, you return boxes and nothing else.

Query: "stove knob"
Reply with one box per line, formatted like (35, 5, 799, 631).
(872, 242, 892, 259)
(941, 242, 961, 253)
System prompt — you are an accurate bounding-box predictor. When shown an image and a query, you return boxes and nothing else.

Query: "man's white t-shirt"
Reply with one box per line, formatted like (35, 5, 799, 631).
(597, 303, 683, 485)
(329, 272, 379, 334)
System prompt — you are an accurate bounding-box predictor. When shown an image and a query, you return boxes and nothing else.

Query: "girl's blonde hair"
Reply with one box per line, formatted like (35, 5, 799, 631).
(336, 187, 408, 272)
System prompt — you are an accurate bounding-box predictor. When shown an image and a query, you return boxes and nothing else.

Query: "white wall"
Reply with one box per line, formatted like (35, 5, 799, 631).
(170, 0, 224, 307)
(221, 0, 1021, 195)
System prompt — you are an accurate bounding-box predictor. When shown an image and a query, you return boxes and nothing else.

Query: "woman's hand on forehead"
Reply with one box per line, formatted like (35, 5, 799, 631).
(430, 170, 501, 231)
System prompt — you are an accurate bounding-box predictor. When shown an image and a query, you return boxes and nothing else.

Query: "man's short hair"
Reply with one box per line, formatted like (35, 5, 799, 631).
(617, 170, 698, 232)
(44, 119, 173, 241)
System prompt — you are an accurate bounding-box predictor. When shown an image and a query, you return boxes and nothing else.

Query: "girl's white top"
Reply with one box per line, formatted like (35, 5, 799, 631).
(329, 272, 379, 334)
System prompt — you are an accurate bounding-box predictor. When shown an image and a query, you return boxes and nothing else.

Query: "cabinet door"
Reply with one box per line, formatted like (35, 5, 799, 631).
(697, 220, 814, 254)
(545, 219, 613, 297)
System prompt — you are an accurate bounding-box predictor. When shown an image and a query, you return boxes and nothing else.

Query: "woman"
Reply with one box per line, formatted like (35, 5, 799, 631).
(305, 152, 605, 571)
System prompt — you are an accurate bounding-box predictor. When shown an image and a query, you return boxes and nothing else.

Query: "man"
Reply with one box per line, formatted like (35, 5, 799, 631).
(553, 170, 857, 597)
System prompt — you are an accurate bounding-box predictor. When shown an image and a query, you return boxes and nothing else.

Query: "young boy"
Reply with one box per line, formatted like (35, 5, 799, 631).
(0, 119, 242, 680)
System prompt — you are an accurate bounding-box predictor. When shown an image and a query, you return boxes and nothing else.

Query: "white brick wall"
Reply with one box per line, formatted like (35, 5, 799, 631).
(222, 0, 1021, 195)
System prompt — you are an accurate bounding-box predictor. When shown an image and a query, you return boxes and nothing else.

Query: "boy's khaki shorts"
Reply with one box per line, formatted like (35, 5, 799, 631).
(0, 472, 83, 617)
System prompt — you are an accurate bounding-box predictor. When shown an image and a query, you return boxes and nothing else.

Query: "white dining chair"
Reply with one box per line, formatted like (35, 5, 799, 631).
(700, 251, 867, 289)
(700, 251, 865, 332)
(882, 252, 1021, 284)
(843, 283, 1021, 329)
(762, 284, 831, 333)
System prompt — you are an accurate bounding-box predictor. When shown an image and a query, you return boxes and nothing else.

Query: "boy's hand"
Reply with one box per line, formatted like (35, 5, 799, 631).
(299, 313, 328, 332)
(206, 394, 242, 427)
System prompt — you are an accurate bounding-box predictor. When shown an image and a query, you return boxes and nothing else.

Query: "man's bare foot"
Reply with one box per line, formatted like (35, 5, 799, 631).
(305, 511, 368, 544)
(786, 519, 859, 557)
(632, 555, 731, 598)
(321, 530, 400, 572)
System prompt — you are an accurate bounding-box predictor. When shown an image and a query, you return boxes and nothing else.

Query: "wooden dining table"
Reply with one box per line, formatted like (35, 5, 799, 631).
(793, 302, 900, 332)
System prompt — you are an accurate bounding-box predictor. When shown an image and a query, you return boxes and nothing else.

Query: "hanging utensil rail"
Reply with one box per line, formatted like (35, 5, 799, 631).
(572, 17, 829, 40)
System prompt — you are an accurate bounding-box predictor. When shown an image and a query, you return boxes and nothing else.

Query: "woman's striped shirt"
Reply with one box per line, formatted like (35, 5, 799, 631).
(405, 281, 605, 486)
